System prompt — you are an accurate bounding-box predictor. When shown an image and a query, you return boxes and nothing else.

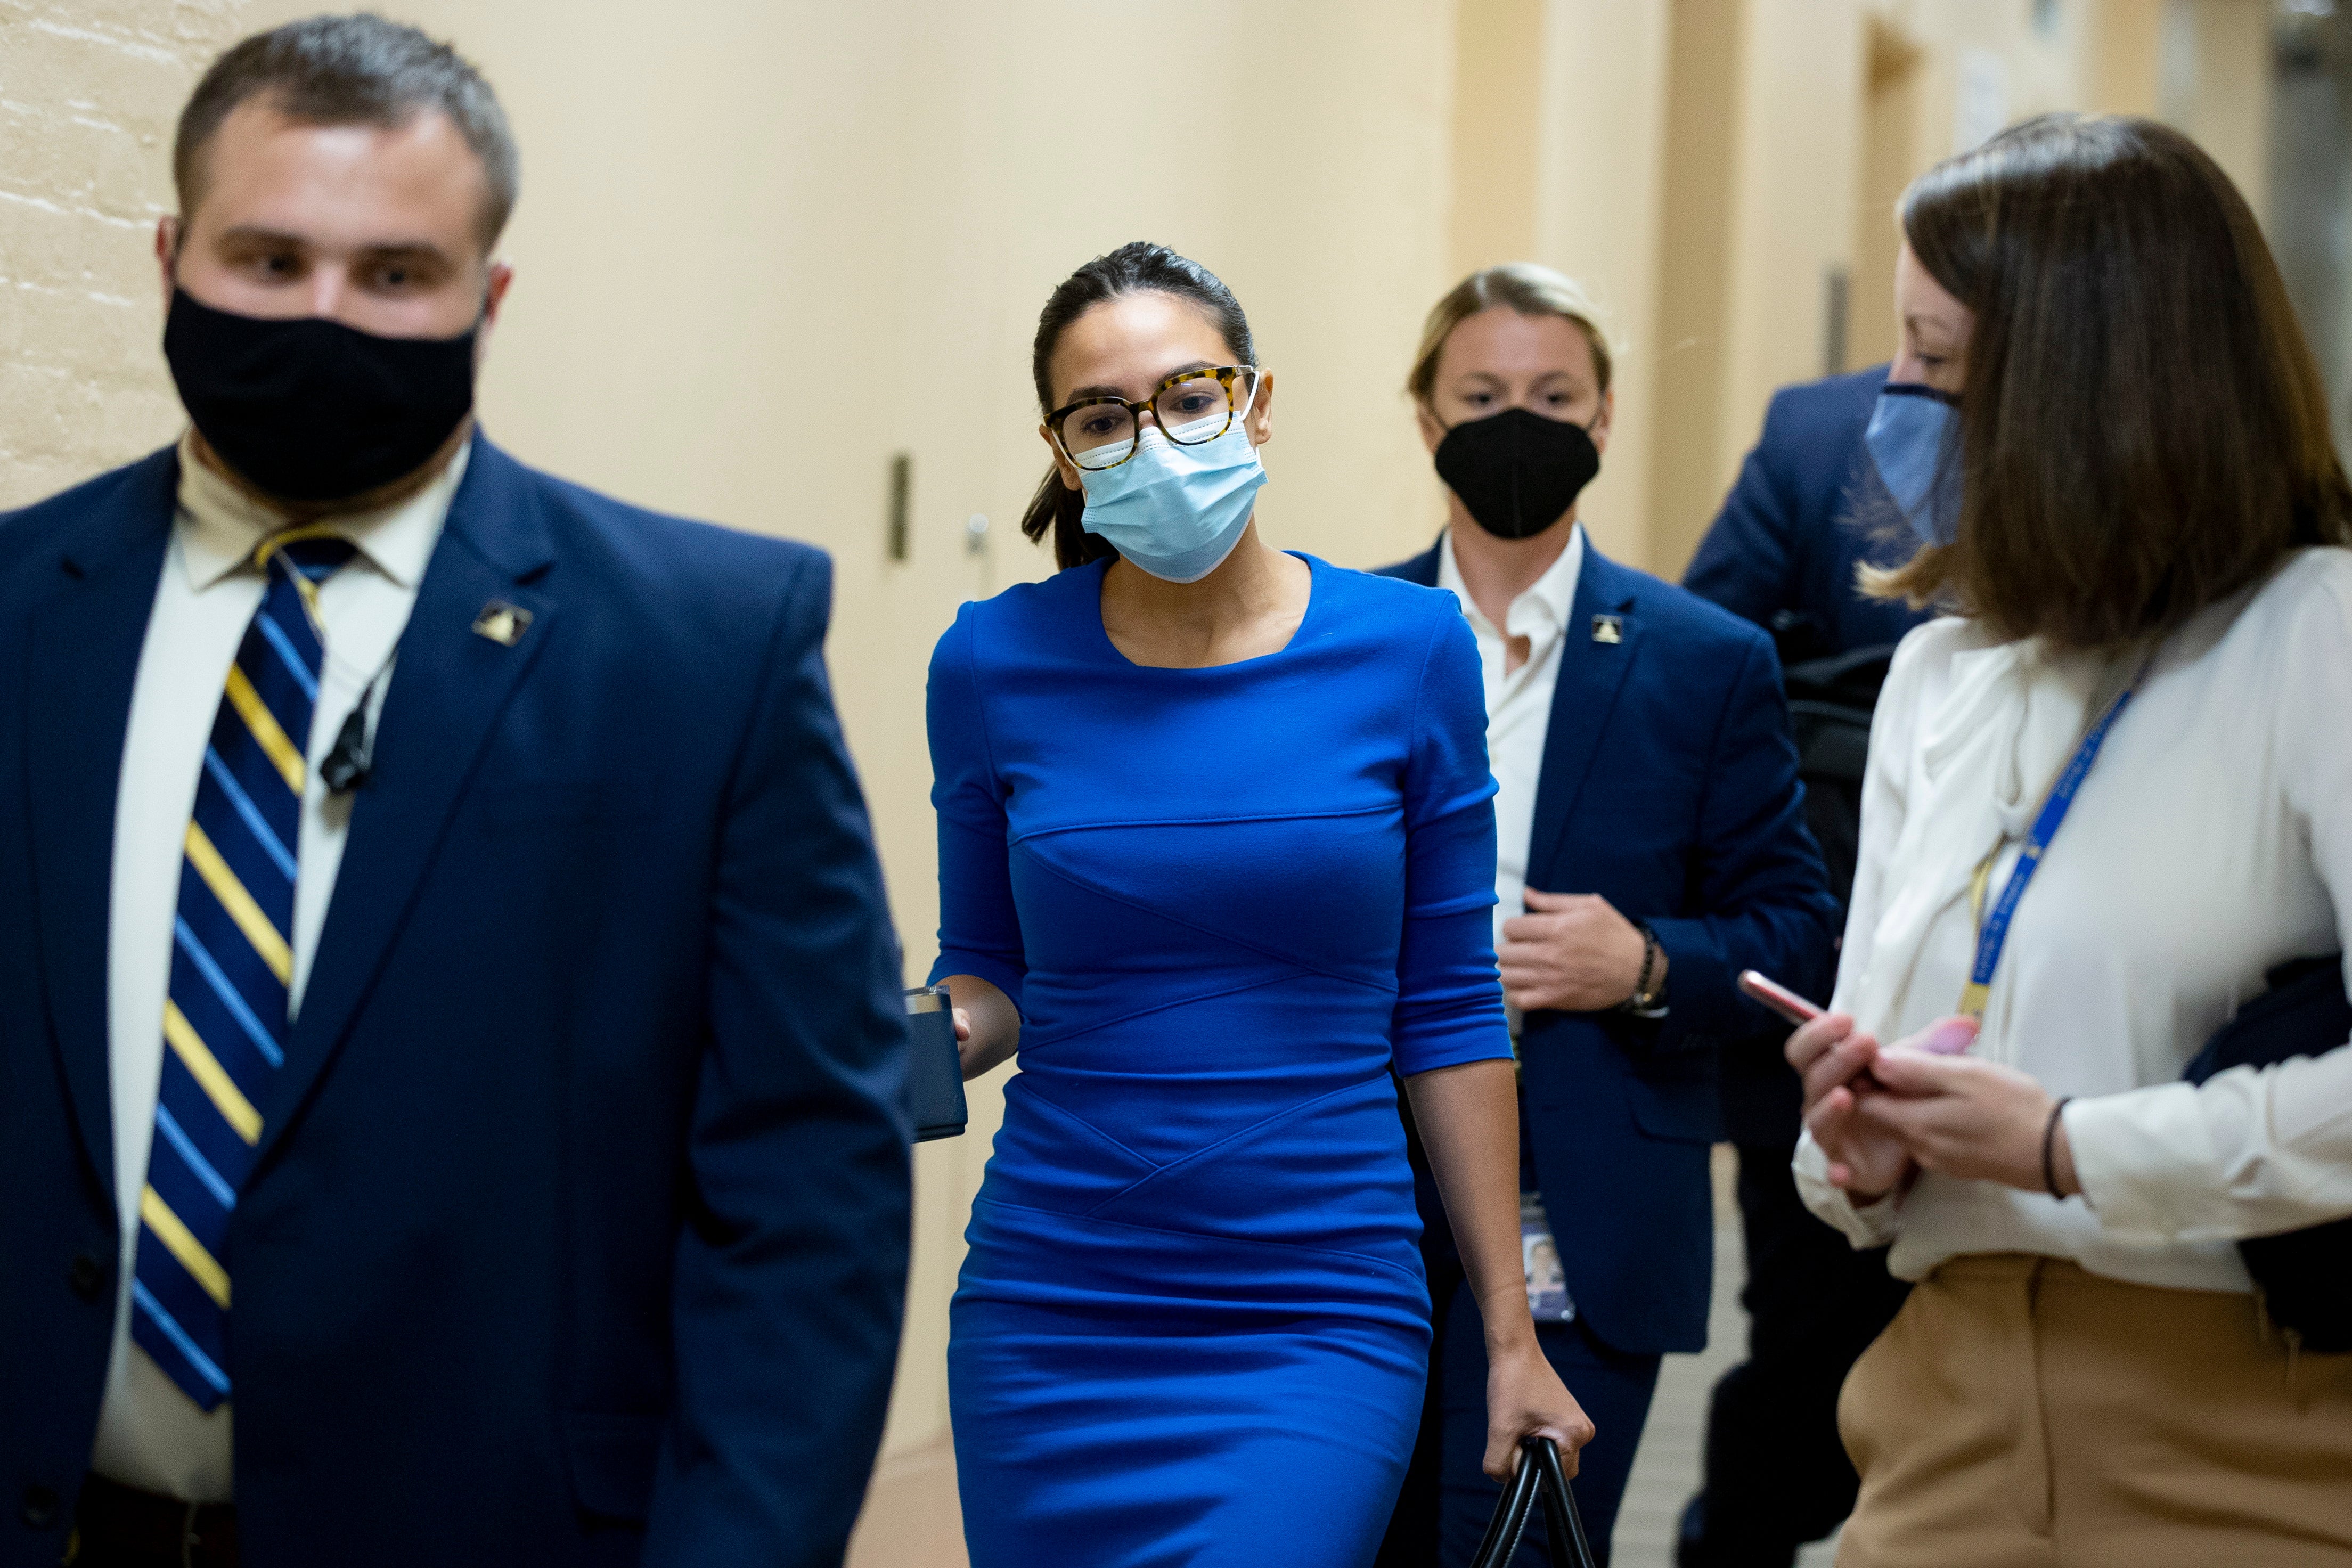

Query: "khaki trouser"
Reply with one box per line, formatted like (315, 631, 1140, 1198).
(1835, 1253, 2352, 1568)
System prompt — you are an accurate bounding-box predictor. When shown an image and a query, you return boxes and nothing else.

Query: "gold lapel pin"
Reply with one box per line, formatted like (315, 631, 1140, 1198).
(472, 600, 533, 647)
(1591, 613, 1624, 645)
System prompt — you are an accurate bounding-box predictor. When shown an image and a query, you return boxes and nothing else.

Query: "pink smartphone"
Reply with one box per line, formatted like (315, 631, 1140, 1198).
(1739, 969, 1824, 1027)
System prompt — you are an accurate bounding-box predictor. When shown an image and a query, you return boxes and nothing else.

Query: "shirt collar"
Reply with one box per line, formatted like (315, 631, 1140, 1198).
(174, 429, 470, 593)
(1437, 522, 1586, 640)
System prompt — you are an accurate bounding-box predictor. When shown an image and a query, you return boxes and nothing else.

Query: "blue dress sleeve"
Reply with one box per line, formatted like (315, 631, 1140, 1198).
(925, 605, 1029, 1015)
(1392, 602, 1514, 1076)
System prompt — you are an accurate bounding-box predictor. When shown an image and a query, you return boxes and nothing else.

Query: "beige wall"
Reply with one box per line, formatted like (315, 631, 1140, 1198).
(1693, 0, 1864, 569)
(2161, 0, 2275, 217)
(1450, 0, 1545, 279)
(1525, 1, 1673, 570)
(1446, 0, 1672, 569)
(1646, 0, 1868, 572)
(0, 0, 255, 508)
(1649, 0, 1746, 574)
(1848, 13, 1925, 372)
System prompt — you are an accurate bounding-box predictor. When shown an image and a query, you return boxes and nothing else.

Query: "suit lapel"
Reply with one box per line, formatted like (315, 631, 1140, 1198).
(24, 451, 180, 1205)
(1523, 545, 1643, 892)
(258, 440, 557, 1163)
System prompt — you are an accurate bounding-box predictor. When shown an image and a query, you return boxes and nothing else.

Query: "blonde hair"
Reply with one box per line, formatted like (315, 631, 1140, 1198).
(1407, 262, 1616, 403)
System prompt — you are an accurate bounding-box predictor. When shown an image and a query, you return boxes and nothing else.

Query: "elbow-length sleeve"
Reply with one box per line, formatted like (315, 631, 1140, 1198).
(925, 606, 1028, 1015)
(2067, 568, 2352, 1242)
(1391, 602, 1514, 1077)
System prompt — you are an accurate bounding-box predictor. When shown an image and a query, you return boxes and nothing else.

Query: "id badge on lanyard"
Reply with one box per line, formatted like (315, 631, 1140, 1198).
(1521, 1193, 1575, 1322)
(1958, 654, 2153, 1018)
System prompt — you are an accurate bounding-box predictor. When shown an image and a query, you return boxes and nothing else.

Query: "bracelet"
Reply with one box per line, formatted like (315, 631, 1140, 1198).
(1620, 925, 1663, 1015)
(2041, 1096, 2074, 1199)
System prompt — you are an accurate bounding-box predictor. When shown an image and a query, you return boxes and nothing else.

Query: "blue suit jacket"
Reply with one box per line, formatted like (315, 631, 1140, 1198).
(0, 440, 911, 1567)
(1681, 365, 1932, 660)
(1381, 539, 1836, 1354)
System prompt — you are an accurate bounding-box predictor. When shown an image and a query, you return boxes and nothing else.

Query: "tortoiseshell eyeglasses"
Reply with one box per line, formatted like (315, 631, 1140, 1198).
(1046, 365, 1261, 472)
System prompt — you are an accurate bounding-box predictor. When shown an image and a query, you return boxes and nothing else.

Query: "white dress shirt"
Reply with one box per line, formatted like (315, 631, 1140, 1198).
(93, 435, 466, 1500)
(1796, 549, 2352, 1292)
(1437, 525, 1585, 959)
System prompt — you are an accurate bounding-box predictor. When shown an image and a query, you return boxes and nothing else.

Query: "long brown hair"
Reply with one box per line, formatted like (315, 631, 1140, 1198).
(1019, 242, 1257, 570)
(1871, 113, 2351, 650)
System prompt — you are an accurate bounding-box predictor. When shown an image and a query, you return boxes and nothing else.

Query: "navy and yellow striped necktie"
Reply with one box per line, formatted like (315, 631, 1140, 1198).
(133, 529, 356, 1410)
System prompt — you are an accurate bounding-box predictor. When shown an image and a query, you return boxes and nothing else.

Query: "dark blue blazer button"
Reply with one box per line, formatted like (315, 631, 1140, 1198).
(68, 1253, 107, 1301)
(20, 1484, 58, 1528)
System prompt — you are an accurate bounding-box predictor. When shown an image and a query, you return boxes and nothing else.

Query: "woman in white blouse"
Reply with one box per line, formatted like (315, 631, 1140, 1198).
(1788, 114, 2352, 1565)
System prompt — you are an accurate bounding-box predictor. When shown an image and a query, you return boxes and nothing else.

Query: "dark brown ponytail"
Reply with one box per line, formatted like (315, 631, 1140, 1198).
(1017, 466, 1109, 571)
(1021, 240, 1257, 570)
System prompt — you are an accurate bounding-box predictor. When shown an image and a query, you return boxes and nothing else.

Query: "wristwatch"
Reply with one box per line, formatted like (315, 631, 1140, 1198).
(1620, 924, 1669, 1018)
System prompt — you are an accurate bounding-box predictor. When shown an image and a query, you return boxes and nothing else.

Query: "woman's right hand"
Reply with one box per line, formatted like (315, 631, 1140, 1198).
(1786, 1011, 1914, 1200)
(943, 974, 1022, 1079)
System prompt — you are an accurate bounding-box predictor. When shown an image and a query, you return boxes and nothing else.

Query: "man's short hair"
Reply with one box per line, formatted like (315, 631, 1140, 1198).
(175, 13, 519, 251)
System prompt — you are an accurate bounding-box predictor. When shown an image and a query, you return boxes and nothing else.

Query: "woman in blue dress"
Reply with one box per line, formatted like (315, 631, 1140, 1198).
(932, 241, 1591, 1568)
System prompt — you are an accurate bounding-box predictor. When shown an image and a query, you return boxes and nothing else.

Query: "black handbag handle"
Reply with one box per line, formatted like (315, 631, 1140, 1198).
(1468, 1436, 1598, 1568)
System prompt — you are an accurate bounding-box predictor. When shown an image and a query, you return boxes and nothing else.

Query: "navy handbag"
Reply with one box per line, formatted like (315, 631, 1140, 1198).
(2180, 953, 2352, 1352)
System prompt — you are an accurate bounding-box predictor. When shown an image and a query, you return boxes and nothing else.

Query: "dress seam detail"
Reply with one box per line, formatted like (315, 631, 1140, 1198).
(1022, 971, 1317, 1053)
(1007, 1078, 1156, 1167)
(1011, 802, 1398, 844)
(1018, 848, 1398, 992)
(976, 1194, 1426, 1288)
(1078, 1070, 1399, 1219)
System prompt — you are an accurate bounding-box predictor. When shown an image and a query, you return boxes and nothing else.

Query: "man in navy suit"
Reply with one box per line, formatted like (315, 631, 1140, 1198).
(0, 18, 910, 1568)
(1673, 369, 1929, 1568)
(1371, 268, 1838, 1566)
(1683, 365, 1928, 660)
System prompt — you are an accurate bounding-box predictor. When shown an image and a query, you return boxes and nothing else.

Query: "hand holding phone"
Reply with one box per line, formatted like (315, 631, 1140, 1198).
(1739, 969, 1822, 1027)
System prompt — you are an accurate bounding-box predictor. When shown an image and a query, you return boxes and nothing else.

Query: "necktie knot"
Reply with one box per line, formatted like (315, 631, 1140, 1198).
(254, 530, 359, 586)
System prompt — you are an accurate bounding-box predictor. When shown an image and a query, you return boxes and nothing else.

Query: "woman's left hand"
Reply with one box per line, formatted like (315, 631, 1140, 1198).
(1483, 1337, 1596, 1482)
(1857, 1048, 2078, 1197)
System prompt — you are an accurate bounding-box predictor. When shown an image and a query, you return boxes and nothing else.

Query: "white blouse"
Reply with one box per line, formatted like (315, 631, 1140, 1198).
(1795, 548, 2352, 1293)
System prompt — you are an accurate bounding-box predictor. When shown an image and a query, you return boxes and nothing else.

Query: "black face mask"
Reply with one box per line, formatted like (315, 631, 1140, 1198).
(163, 288, 478, 504)
(1432, 406, 1601, 541)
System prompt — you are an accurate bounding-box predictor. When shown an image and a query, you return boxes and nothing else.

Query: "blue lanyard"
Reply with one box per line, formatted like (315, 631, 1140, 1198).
(1959, 660, 2149, 1019)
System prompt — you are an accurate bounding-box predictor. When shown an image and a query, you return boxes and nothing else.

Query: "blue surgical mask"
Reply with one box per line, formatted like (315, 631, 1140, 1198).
(1078, 412, 1268, 584)
(1864, 383, 1964, 547)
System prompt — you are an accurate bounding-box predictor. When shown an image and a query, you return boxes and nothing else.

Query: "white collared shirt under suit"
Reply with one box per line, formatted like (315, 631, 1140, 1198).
(1438, 521, 1585, 965)
(95, 436, 464, 1501)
